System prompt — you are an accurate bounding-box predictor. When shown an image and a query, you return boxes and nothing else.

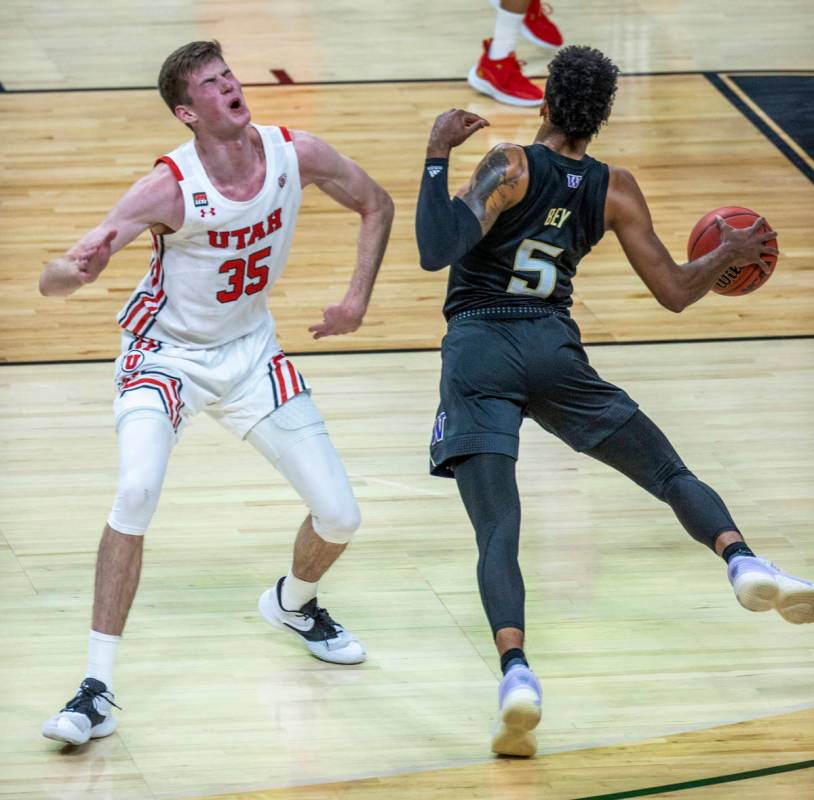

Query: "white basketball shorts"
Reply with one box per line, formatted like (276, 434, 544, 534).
(112, 318, 315, 439)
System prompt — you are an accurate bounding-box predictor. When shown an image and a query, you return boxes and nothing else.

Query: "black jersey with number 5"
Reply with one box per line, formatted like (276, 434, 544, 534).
(442, 143, 609, 320)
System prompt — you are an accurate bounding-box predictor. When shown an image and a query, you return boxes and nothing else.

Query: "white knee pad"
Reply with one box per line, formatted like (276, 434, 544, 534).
(107, 410, 174, 535)
(246, 396, 360, 544)
(309, 487, 361, 545)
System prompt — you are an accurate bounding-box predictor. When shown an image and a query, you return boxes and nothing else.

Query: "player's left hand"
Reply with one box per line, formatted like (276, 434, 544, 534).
(427, 109, 490, 157)
(308, 302, 365, 339)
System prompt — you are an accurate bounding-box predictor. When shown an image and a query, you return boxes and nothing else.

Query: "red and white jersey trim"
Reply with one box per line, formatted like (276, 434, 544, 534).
(118, 370, 185, 431)
(156, 156, 184, 181)
(268, 352, 310, 407)
(117, 233, 166, 335)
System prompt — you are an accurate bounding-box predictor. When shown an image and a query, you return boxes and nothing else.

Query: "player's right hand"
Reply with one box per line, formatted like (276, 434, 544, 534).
(68, 229, 118, 283)
(716, 215, 778, 273)
(427, 109, 490, 157)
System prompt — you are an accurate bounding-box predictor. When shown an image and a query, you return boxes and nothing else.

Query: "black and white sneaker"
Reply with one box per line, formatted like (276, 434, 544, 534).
(258, 577, 367, 664)
(42, 678, 119, 745)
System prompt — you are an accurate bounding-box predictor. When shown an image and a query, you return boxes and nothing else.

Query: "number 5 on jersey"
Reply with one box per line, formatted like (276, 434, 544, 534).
(506, 238, 563, 299)
(217, 246, 271, 303)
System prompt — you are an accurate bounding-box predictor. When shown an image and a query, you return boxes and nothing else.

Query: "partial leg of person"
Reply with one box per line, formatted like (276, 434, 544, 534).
(468, 0, 545, 106)
(247, 394, 365, 664)
(429, 318, 546, 755)
(454, 453, 542, 757)
(518, 0, 564, 49)
(586, 409, 813, 624)
(492, 0, 532, 58)
(43, 409, 175, 744)
(487, 0, 564, 49)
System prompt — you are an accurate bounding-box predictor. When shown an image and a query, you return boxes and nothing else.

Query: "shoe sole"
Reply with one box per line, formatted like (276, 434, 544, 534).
(735, 573, 779, 612)
(777, 585, 814, 624)
(42, 715, 116, 746)
(521, 25, 562, 49)
(734, 573, 814, 623)
(491, 688, 541, 757)
(258, 589, 367, 665)
(467, 66, 543, 107)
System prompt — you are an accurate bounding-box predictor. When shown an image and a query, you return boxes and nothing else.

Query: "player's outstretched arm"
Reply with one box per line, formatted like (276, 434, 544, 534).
(416, 109, 528, 270)
(291, 130, 394, 339)
(606, 166, 778, 312)
(38, 164, 183, 297)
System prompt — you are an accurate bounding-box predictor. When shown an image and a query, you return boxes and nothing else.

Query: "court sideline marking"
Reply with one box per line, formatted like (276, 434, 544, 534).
(574, 758, 814, 800)
(1, 334, 812, 368)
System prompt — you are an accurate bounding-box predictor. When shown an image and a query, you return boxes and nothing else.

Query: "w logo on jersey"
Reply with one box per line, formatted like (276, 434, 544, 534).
(566, 173, 582, 189)
(431, 411, 447, 445)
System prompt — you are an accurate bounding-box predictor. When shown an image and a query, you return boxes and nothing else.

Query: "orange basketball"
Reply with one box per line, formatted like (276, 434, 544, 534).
(687, 206, 778, 296)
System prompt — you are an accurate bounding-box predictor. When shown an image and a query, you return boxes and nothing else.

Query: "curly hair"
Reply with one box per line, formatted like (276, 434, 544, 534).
(158, 40, 223, 113)
(544, 46, 619, 141)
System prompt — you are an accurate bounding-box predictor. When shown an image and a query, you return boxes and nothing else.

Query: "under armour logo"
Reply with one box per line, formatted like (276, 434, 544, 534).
(200, 208, 217, 217)
(567, 173, 582, 189)
(426, 165, 444, 178)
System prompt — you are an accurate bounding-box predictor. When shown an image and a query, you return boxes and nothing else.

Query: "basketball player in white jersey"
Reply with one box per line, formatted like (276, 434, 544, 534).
(39, 41, 394, 746)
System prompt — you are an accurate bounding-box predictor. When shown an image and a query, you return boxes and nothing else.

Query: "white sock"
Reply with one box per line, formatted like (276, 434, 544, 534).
(85, 630, 120, 692)
(490, 8, 524, 60)
(281, 568, 318, 611)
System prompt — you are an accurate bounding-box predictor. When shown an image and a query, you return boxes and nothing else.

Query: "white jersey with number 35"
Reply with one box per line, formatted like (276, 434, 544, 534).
(117, 124, 301, 348)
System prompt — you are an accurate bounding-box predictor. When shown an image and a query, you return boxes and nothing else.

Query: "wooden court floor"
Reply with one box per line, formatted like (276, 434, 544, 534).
(2, 342, 813, 799)
(1, 1, 813, 798)
(2, 72, 814, 362)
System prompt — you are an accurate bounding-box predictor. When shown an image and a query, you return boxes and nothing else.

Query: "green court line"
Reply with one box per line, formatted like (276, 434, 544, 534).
(573, 758, 814, 800)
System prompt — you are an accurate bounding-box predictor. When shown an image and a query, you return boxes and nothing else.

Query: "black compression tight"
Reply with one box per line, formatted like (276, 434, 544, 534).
(586, 410, 739, 549)
(454, 454, 525, 635)
(453, 412, 738, 637)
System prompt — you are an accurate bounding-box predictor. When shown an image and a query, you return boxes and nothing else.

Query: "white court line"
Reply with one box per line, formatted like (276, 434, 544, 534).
(351, 474, 450, 498)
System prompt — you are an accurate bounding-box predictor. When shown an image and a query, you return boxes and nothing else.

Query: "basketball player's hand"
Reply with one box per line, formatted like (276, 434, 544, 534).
(309, 302, 365, 339)
(68, 229, 118, 283)
(427, 109, 490, 157)
(716, 215, 778, 273)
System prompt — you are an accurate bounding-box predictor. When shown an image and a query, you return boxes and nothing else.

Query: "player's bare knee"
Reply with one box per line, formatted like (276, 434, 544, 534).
(312, 498, 361, 544)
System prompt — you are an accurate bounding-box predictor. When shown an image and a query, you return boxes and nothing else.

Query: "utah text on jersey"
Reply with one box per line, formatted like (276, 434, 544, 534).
(207, 208, 282, 250)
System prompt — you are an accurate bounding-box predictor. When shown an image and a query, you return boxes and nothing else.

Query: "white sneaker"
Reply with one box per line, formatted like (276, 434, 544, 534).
(258, 577, 367, 664)
(42, 678, 118, 746)
(491, 665, 542, 757)
(728, 555, 814, 624)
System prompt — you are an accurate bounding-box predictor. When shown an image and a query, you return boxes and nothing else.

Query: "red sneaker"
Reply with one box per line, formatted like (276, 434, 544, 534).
(522, 1, 564, 49)
(467, 39, 544, 107)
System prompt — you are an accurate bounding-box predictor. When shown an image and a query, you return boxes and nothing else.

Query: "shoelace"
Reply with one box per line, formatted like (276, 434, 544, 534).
(502, 53, 528, 76)
(310, 606, 341, 641)
(507, 56, 538, 90)
(64, 682, 122, 713)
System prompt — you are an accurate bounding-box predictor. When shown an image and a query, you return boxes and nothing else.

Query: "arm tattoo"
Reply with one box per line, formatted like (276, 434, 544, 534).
(460, 148, 522, 232)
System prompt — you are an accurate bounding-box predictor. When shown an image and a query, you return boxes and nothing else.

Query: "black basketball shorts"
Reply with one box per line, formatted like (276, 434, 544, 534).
(429, 313, 639, 477)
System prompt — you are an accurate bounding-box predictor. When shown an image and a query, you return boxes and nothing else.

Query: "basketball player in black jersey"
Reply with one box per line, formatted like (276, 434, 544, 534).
(415, 46, 813, 758)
